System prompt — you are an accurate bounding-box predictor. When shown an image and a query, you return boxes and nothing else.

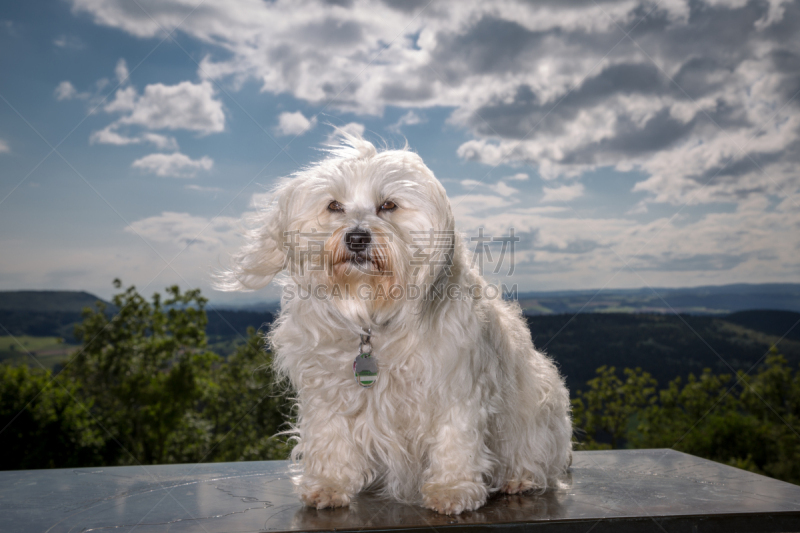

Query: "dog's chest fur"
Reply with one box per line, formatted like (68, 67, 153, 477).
(285, 319, 442, 472)
(341, 330, 433, 439)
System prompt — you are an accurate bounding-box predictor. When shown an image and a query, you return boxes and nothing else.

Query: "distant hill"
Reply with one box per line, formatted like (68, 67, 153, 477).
(208, 310, 800, 392)
(0, 291, 109, 312)
(526, 312, 800, 393)
(722, 310, 800, 343)
(209, 301, 281, 313)
(0, 310, 85, 341)
(205, 309, 275, 339)
(0, 291, 110, 341)
(2, 287, 799, 392)
(515, 283, 800, 315)
(0, 290, 274, 344)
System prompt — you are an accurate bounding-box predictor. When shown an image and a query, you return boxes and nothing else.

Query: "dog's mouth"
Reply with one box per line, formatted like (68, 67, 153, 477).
(348, 251, 370, 266)
(338, 250, 390, 275)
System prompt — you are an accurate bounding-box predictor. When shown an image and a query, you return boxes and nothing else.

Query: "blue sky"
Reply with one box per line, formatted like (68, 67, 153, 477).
(1, 0, 799, 304)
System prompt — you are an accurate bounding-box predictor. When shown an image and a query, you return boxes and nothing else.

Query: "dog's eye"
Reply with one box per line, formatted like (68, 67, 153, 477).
(327, 200, 344, 212)
(379, 200, 397, 212)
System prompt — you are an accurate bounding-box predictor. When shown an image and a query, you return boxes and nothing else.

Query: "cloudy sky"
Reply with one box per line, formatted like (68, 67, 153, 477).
(1, 0, 798, 304)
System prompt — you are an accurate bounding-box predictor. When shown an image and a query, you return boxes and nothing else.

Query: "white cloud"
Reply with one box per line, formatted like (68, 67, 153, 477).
(103, 86, 136, 113)
(456, 140, 506, 167)
(627, 201, 649, 215)
(449, 194, 516, 215)
(541, 184, 585, 203)
(119, 81, 224, 133)
(88, 126, 136, 146)
(90, 124, 178, 151)
(132, 152, 213, 178)
(461, 179, 520, 197)
(0, 139, 9, 153)
(276, 111, 317, 136)
(125, 211, 237, 248)
(446, 187, 800, 290)
(140, 133, 180, 151)
(54, 81, 88, 101)
(185, 184, 224, 193)
(325, 122, 366, 144)
(115, 58, 129, 84)
(89, 75, 223, 150)
(53, 35, 83, 49)
(388, 110, 426, 133)
(506, 173, 529, 181)
(754, 0, 792, 29)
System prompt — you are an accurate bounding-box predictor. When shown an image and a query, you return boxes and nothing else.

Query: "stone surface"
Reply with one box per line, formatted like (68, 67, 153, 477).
(2, 449, 799, 532)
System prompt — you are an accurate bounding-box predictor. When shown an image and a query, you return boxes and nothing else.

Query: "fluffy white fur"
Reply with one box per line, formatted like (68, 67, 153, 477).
(217, 133, 572, 515)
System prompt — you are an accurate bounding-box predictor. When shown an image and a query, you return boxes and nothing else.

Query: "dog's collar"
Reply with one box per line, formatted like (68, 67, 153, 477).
(359, 328, 371, 347)
(353, 327, 379, 388)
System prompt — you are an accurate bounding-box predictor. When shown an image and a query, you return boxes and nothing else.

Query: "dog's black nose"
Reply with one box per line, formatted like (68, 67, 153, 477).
(345, 229, 371, 252)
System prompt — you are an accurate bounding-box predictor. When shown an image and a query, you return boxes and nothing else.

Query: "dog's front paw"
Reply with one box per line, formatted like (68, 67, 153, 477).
(300, 486, 352, 510)
(501, 479, 537, 494)
(422, 481, 488, 515)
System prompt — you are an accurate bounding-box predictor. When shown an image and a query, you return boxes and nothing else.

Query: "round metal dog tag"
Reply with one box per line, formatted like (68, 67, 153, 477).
(353, 353, 378, 388)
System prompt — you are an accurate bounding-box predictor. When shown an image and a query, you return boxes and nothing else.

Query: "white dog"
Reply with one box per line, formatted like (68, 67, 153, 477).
(218, 133, 572, 515)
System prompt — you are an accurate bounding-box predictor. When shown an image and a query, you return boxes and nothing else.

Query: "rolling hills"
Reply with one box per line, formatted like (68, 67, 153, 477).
(515, 283, 800, 315)
(0, 286, 798, 393)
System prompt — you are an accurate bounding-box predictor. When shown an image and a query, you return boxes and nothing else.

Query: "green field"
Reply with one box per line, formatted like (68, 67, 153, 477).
(0, 335, 76, 368)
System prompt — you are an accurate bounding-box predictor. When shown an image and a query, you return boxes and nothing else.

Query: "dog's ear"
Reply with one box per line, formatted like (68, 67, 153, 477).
(214, 179, 295, 292)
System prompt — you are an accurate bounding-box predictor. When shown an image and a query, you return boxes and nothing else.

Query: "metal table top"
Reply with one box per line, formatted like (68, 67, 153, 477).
(2, 449, 799, 533)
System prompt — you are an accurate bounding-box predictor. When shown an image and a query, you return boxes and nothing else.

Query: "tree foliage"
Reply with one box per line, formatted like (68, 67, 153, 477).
(0, 364, 104, 470)
(0, 281, 293, 469)
(572, 365, 657, 449)
(573, 347, 800, 485)
(67, 280, 221, 465)
(204, 328, 294, 462)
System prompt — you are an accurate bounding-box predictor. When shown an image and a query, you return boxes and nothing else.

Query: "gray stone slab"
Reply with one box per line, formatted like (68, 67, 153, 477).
(1, 449, 799, 532)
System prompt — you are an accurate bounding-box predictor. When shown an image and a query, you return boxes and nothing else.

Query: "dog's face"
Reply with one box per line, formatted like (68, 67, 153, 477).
(220, 136, 456, 321)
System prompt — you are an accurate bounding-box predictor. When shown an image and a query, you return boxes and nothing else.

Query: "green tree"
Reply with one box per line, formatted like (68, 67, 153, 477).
(577, 350, 800, 485)
(65, 280, 221, 465)
(0, 364, 104, 469)
(572, 365, 657, 449)
(630, 369, 765, 474)
(0, 281, 295, 469)
(737, 349, 800, 482)
(204, 327, 294, 462)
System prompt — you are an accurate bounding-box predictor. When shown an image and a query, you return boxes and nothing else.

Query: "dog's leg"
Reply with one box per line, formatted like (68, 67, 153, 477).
(497, 349, 573, 495)
(421, 402, 491, 515)
(296, 413, 369, 510)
